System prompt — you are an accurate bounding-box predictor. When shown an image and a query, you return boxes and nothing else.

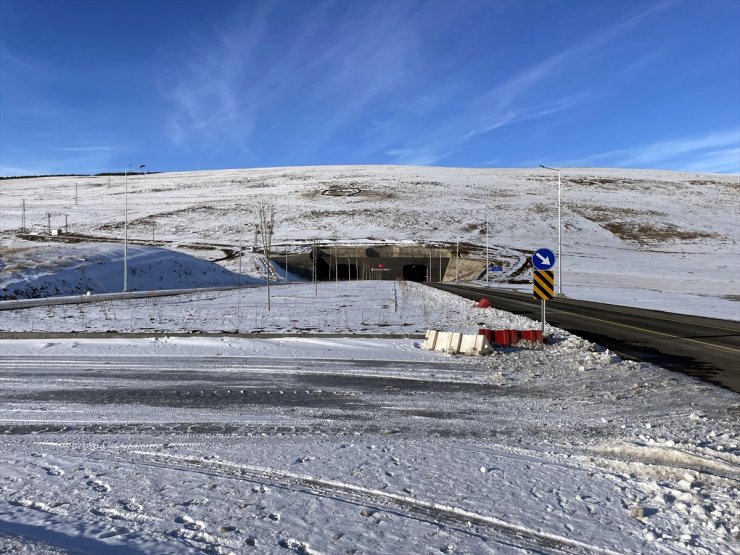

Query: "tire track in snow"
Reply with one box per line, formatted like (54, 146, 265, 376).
(129, 450, 623, 555)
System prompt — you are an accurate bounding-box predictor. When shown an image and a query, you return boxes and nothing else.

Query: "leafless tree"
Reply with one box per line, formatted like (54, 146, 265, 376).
(258, 204, 276, 310)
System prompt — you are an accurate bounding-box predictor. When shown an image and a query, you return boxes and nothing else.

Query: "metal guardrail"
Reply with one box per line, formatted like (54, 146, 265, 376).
(0, 284, 260, 312)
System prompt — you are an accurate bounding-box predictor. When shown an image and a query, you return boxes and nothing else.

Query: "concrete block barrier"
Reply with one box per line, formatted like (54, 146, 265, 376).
(460, 334, 493, 355)
(423, 330, 492, 356)
(422, 330, 439, 350)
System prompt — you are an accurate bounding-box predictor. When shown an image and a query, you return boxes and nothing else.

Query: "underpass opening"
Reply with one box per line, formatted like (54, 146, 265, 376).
(337, 263, 358, 281)
(315, 258, 332, 281)
(403, 264, 428, 282)
(276, 245, 472, 282)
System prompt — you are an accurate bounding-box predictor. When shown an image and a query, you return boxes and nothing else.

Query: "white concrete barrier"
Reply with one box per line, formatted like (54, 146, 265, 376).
(422, 330, 492, 356)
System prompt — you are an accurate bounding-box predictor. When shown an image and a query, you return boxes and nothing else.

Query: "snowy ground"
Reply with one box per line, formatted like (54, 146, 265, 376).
(0, 281, 543, 335)
(0, 282, 738, 554)
(1, 165, 738, 320)
(0, 166, 738, 552)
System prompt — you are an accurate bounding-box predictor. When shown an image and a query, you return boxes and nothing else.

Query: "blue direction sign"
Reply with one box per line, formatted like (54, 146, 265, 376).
(489, 265, 503, 272)
(532, 248, 556, 271)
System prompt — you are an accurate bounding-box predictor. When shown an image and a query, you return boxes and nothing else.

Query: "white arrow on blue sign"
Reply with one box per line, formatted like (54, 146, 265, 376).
(532, 248, 556, 270)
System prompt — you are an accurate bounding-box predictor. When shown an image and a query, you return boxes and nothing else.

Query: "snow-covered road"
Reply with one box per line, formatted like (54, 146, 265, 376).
(0, 337, 737, 554)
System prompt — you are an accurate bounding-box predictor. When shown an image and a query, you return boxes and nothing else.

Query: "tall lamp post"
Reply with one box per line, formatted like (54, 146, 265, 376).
(539, 165, 562, 295)
(485, 214, 489, 287)
(475, 211, 490, 286)
(123, 163, 145, 292)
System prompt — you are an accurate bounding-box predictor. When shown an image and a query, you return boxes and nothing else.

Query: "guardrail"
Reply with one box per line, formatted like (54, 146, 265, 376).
(0, 284, 261, 312)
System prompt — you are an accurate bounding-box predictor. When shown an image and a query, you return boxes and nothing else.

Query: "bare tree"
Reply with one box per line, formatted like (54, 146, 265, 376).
(258, 204, 276, 310)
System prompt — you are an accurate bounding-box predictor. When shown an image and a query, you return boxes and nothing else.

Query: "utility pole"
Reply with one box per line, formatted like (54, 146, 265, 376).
(313, 240, 318, 296)
(486, 215, 489, 287)
(540, 165, 563, 295)
(456, 242, 459, 283)
(47, 212, 51, 234)
(21, 200, 25, 233)
(124, 169, 129, 292)
(65, 214, 68, 233)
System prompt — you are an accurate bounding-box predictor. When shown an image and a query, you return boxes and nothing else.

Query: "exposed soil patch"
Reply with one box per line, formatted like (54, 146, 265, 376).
(571, 205, 717, 245)
(600, 222, 716, 244)
(322, 186, 362, 197)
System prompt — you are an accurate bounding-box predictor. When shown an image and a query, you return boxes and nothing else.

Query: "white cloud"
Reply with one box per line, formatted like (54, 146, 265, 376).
(162, 2, 421, 156)
(576, 129, 740, 173)
(381, 2, 672, 166)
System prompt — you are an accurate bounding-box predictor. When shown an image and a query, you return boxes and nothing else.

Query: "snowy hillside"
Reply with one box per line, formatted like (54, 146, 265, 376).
(1, 165, 738, 318)
(0, 241, 267, 299)
(0, 168, 738, 553)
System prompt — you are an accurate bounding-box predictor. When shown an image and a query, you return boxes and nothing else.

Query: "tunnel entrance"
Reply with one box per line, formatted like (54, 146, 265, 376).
(337, 263, 358, 281)
(315, 257, 332, 281)
(279, 245, 463, 282)
(403, 264, 428, 282)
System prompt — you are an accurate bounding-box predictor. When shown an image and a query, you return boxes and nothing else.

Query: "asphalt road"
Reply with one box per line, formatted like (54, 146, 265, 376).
(430, 283, 740, 394)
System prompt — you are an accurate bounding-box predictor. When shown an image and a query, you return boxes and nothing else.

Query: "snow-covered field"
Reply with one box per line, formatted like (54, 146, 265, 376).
(0, 166, 738, 553)
(0, 281, 539, 335)
(1, 165, 738, 319)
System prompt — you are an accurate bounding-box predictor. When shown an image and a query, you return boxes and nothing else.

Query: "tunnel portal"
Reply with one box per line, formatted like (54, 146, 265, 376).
(275, 245, 459, 282)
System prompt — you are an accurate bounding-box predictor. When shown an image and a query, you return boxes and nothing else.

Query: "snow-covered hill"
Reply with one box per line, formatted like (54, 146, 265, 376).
(1, 166, 738, 318)
(0, 242, 268, 299)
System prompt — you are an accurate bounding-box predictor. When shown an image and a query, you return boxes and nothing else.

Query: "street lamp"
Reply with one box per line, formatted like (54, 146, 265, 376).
(123, 163, 145, 292)
(485, 213, 489, 286)
(539, 164, 562, 295)
(474, 211, 490, 286)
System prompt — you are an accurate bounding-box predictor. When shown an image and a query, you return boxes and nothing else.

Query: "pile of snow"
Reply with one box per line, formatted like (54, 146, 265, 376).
(0, 239, 265, 299)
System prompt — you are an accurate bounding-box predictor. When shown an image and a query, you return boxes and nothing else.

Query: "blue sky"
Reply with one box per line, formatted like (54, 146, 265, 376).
(1, 0, 739, 176)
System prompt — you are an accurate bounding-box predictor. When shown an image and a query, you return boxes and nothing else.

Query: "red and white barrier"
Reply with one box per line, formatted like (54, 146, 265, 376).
(478, 329, 543, 346)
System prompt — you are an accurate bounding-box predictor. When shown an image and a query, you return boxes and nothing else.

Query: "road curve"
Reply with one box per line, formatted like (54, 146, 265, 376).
(429, 283, 740, 394)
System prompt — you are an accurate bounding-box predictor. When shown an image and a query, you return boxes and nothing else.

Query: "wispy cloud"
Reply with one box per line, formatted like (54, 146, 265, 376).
(384, 1, 674, 166)
(54, 146, 121, 153)
(162, 2, 421, 158)
(573, 129, 740, 173)
(0, 146, 123, 176)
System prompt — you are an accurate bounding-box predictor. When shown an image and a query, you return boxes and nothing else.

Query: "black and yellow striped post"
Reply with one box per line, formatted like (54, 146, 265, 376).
(533, 270, 554, 301)
(533, 270, 555, 335)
